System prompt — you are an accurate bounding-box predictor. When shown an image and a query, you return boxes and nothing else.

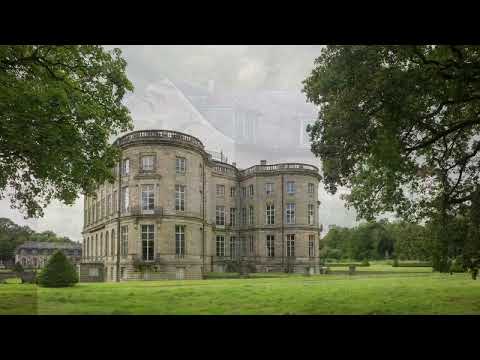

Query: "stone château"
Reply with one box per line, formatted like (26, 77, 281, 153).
(81, 129, 321, 281)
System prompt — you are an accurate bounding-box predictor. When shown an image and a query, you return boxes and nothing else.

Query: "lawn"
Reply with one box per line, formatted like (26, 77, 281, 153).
(1, 269, 479, 315)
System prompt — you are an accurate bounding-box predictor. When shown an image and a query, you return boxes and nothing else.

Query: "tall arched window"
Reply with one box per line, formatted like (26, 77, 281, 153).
(105, 231, 109, 257)
(111, 229, 115, 256)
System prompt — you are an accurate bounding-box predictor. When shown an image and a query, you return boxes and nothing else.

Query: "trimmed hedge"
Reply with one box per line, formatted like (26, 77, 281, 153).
(326, 263, 370, 267)
(37, 251, 78, 287)
(396, 262, 432, 267)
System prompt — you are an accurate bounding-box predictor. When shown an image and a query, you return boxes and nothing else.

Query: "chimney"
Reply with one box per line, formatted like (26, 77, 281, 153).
(260, 160, 267, 165)
(208, 80, 215, 94)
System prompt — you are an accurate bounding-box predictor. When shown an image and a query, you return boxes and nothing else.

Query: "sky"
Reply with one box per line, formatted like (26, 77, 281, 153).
(0, 45, 359, 241)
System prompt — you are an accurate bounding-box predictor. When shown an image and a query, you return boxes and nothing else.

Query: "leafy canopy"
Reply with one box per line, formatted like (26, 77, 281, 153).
(0, 45, 134, 217)
(303, 45, 480, 222)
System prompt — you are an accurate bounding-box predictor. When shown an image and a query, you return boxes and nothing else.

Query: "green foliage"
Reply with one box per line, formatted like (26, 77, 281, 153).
(37, 251, 78, 288)
(396, 262, 432, 267)
(13, 262, 24, 274)
(392, 258, 399, 267)
(0, 45, 134, 218)
(361, 259, 370, 266)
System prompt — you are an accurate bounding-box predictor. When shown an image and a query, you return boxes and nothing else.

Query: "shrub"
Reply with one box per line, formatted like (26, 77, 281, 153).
(37, 251, 78, 288)
(449, 258, 465, 273)
(13, 262, 24, 274)
(392, 258, 399, 267)
(361, 259, 370, 266)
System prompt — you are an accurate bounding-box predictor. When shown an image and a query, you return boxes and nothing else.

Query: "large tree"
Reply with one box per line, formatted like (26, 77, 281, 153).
(303, 45, 480, 223)
(0, 45, 133, 218)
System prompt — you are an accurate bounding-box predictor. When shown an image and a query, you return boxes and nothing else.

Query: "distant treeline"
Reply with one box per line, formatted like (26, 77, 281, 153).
(321, 218, 466, 263)
(0, 218, 73, 262)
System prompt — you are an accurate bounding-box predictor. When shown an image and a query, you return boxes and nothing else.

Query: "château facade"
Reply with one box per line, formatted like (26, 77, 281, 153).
(81, 129, 321, 281)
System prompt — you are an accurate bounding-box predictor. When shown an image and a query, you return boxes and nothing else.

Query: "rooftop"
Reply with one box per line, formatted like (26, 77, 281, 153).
(16, 241, 81, 251)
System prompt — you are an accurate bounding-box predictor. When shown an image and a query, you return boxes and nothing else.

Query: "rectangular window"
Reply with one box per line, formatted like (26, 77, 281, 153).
(230, 187, 236, 197)
(266, 235, 275, 257)
(266, 204, 275, 225)
(175, 185, 186, 211)
(176, 157, 186, 174)
(309, 235, 315, 257)
(308, 204, 315, 225)
(121, 187, 129, 213)
(141, 224, 154, 261)
(122, 159, 130, 176)
(230, 236, 236, 259)
(96, 201, 100, 221)
(248, 184, 254, 197)
(216, 184, 225, 197)
(216, 206, 225, 225)
(287, 234, 295, 257)
(241, 237, 247, 256)
(265, 183, 274, 195)
(230, 208, 236, 226)
(241, 207, 247, 225)
(287, 181, 296, 194)
(308, 183, 315, 193)
(249, 206, 254, 225)
(121, 225, 128, 257)
(249, 235, 255, 255)
(216, 235, 225, 257)
(113, 190, 117, 214)
(175, 225, 185, 256)
(142, 155, 154, 171)
(241, 187, 246, 197)
(286, 203, 296, 224)
(141, 184, 155, 211)
(106, 194, 111, 216)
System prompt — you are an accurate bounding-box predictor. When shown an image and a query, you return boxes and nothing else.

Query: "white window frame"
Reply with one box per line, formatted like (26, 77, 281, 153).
(175, 225, 185, 256)
(286, 234, 295, 257)
(176, 157, 186, 174)
(175, 185, 186, 211)
(266, 203, 275, 225)
(308, 183, 315, 194)
(286, 181, 295, 194)
(141, 224, 155, 261)
(309, 235, 315, 257)
(266, 235, 275, 257)
(249, 206, 254, 225)
(248, 184, 254, 197)
(216, 235, 225, 257)
(265, 183, 274, 195)
(142, 184, 155, 213)
(241, 207, 247, 225)
(121, 225, 128, 257)
(230, 208, 236, 226)
(142, 155, 155, 171)
(286, 203, 296, 224)
(122, 159, 130, 176)
(308, 204, 315, 225)
(216, 206, 225, 226)
(121, 187, 129, 213)
(216, 184, 225, 197)
(230, 187, 236, 197)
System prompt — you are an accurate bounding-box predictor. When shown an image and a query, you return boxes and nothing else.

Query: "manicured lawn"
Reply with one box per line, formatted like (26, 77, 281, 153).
(1, 270, 479, 315)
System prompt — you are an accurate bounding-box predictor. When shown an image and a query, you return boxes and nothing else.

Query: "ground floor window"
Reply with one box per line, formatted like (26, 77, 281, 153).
(175, 225, 185, 256)
(230, 236, 236, 259)
(308, 235, 315, 257)
(287, 234, 295, 257)
(141, 224, 154, 261)
(249, 235, 255, 255)
(121, 226, 128, 257)
(266, 235, 275, 257)
(216, 235, 225, 257)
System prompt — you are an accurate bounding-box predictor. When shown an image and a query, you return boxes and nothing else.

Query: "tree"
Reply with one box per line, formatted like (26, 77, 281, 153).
(303, 46, 480, 223)
(37, 250, 78, 287)
(0, 45, 134, 218)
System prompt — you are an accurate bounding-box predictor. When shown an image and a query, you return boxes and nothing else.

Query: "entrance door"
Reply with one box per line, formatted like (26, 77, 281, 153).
(176, 268, 185, 280)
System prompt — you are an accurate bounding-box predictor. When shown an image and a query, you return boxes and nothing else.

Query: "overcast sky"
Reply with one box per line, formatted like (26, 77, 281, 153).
(0, 45, 359, 241)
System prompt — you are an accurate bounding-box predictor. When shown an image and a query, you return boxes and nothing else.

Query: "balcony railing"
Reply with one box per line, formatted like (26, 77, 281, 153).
(240, 163, 319, 177)
(115, 130, 204, 149)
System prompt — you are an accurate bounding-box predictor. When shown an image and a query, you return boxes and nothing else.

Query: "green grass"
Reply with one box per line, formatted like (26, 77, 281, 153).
(1, 269, 479, 315)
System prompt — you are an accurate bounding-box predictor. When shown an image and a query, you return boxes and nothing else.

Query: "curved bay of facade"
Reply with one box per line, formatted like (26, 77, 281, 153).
(82, 129, 321, 281)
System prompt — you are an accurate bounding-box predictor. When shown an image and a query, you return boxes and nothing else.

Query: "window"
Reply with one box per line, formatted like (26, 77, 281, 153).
(241, 237, 247, 256)
(249, 235, 255, 255)
(266, 204, 275, 225)
(176, 157, 186, 174)
(100, 233, 104, 257)
(141, 224, 154, 261)
(241, 187, 246, 197)
(216, 206, 225, 225)
(121, 225, 128, 257)
(95, 234, 98, 257)
(113, 190, 117, 214)
(230, 236, 236, 258)
(96, 200, 100, 221)
(266, 235, 275, 257)
(286, 203, 296, 224)
(287, 234, 295, 257)
(89, 268, 99, 277)
(111, 229, 115, 256)
(121, 187, 129, 213)
(230, 187, 236, 197)
(175, 185, 186, 211)
(309, 235, 315, 257)
(122, 159, 130, 176)
(265, 183, 274, 195)
(308, 183, 315, 193)
(308, 204, 315, 225)
(106, 193, 111, 216)
(249, 206, 254, 225)
(105, 231, 109, 256)
(241, 207, 247, 225)
(230, 208, 236, 226)
(248, 184, 254, 197)
(141, 184, 155, 211)
(287, 181, 296, 194)
(175, 225, 185, 256)
(216, 184, 225, 197)
(142, 155, 154, 171)
(216, 235, 225, 257)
